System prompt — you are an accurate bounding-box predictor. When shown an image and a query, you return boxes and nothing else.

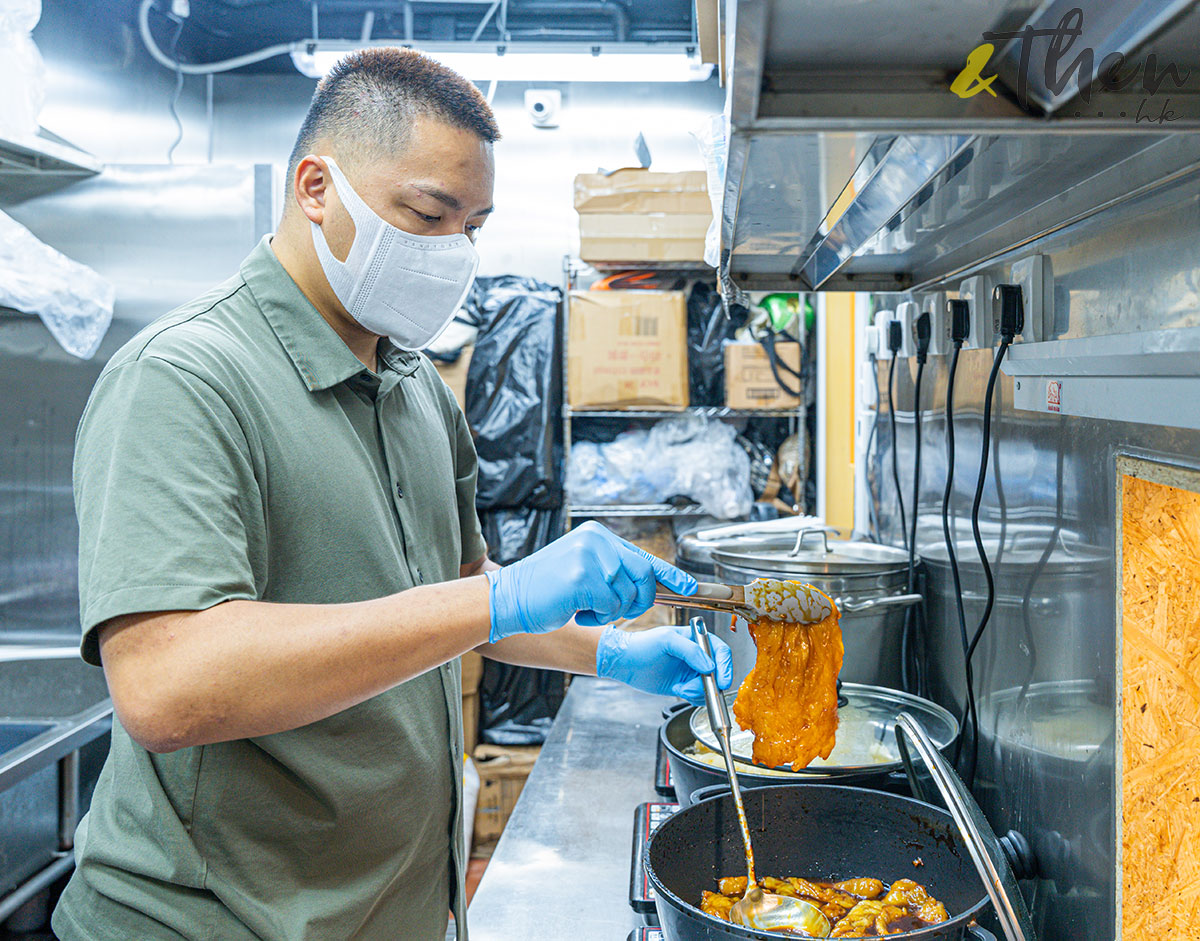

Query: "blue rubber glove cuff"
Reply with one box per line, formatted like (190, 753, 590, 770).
(485, 567, 522, 644)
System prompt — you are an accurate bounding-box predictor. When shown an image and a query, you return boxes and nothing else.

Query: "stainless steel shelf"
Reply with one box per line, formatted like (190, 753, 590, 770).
(582, 260, 715, 272)
(567, 503, 710, 518)
(565, 405, 795, 419)
(0, 131, 102, 202)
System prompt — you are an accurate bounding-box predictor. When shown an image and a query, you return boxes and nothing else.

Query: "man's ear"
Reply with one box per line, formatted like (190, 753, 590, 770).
(293, 155, 328, 225)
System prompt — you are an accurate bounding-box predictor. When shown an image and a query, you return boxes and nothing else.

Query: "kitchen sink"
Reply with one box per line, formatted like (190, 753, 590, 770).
(0, 721, 57, 756)
(0, 646, 113, 910)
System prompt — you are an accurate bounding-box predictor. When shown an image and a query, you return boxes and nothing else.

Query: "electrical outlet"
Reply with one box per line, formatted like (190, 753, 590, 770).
(1011, 255, 1052, 343)
(920, 291, 948, 355)
(874, 310, 895, 360)
(959, 275, 994, 349)
(863, 322, 881, 359)
(895, 300, 918, 359)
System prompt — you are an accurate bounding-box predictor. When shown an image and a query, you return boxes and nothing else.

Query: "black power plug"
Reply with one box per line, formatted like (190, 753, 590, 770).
(887, 320, 903, 354)
(947, 298, 970, 344)
(913, 311, 931, 364)
(992, 284, 1025, 340)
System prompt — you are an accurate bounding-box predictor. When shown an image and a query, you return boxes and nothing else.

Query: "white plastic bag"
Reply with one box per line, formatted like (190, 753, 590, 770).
(567, 415, 752, 519)
(0, 0, 40, 33)
(0, 211, 115, 359)
(0, 0, 44, 138)
(691, 113, 728, 270)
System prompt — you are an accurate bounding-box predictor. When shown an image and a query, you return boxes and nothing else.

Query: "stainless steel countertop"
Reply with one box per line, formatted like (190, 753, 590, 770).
(466, 676, 673, 940)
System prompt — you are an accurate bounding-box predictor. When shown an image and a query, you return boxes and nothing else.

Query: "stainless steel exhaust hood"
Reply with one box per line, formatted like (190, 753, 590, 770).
(719, 0, 1200, 293)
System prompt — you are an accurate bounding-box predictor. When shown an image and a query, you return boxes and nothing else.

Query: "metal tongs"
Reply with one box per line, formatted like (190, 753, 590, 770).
(657, 579, 835, 624)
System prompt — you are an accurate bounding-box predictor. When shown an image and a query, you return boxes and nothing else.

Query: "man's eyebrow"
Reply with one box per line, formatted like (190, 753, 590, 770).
(410, 184, 494, 216)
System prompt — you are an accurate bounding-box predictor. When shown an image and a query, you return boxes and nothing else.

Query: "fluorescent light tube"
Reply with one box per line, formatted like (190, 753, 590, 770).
(291, 45, 713, 83)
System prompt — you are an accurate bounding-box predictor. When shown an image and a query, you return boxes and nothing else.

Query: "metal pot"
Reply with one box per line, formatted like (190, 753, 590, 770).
(919, 535, 1108, 721)
(710, 530, 920, 688)
(660, 682, 959, 807)
(646, 785, 994, 940)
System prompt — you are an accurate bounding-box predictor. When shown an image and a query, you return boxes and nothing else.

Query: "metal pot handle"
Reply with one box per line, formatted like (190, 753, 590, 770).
(967, 926, 998, 941)
(661, 701, 691, 721)
(688, 783, 731, 805)
(787, 526, 841, 557)
(836, 592, 922, 614)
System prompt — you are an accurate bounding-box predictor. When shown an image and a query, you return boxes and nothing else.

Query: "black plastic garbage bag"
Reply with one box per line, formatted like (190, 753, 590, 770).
(479, 659, 567, 746)
(479, 507, 565, 567)
(462, 275, 562, 510)
(476, 505, 569, 746)
(687, 281, 746, 406)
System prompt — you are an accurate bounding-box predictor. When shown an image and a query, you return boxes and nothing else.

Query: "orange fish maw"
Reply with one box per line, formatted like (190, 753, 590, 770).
(731, 610, 844, 769)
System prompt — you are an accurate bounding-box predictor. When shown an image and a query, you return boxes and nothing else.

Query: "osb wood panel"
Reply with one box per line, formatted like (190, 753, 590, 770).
(1121, 474, 1200, 938)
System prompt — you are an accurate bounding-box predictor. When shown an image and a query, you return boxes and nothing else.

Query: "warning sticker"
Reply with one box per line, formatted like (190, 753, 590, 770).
(1047, 380, 1062, 413)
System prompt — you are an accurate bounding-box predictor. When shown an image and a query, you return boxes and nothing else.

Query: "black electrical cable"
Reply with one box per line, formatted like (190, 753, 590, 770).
(908, 356, 925, 589)
(865, 353, 881, 540)
(963, 286, 1023, 788)
(902, 315, 930, 696)
(886, 348, 909, 553)
(941, 332, 975, 768)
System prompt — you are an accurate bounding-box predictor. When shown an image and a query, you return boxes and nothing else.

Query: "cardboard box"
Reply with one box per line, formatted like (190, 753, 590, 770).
(568, 290, 689, 409)
(461, 651, 484, 755)
(433, 346, 473, 411)
(574, 169, 710, 214)
(471, 744, 541, 852)
(578, 213, 710, 264)
(724, 342, 802, 410)
(574, 169, 711, 264)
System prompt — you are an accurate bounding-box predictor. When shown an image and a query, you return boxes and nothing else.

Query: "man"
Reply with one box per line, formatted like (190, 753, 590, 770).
(53, 48, 732, 941)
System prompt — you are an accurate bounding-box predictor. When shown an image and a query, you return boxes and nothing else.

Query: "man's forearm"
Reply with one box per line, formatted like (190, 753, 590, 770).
(99, 576, 492, 753)
(476, 622, 604, 675)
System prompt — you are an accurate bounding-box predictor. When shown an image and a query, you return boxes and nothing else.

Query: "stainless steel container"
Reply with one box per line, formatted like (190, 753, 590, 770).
(919, 535, 1109, 719)
(709, 530, 920, 688)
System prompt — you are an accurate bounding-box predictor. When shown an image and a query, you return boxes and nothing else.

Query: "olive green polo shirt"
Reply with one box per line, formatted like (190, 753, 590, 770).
(53, 236, 488, 941)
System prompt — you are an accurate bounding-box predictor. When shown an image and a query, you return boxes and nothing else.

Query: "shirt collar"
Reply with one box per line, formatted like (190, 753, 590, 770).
(241, 236, 422, 392)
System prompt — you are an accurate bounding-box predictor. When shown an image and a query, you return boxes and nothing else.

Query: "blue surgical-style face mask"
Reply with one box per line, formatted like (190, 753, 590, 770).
(309, 155, 479, 351)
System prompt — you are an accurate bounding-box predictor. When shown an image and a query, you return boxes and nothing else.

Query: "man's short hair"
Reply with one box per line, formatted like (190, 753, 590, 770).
(286, 47, 500, 185)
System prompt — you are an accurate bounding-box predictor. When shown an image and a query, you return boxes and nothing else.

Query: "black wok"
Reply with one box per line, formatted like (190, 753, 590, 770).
(646, 784, 995, 940)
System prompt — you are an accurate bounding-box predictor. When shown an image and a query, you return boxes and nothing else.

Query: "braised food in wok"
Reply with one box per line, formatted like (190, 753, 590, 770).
(701, 875, 948, 937)
(731, 584, 844, 769)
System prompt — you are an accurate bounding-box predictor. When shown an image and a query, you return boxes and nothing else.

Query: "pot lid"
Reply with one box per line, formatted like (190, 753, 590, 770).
(919, 531, 1106, 574)
(676, 522, 820, 567)
(689, 682, 958, 776)
(712, 528, 911, 575)
(981, 680, 1112, 763)
(895, 712, 1036, 941)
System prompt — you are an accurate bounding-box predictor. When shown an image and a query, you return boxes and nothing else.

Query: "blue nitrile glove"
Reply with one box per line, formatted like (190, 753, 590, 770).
(596, 624, 734, 705)
(485, 520, 698, 643)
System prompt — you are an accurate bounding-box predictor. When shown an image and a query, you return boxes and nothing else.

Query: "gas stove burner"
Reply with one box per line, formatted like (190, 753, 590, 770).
(629, 801, 680, 922)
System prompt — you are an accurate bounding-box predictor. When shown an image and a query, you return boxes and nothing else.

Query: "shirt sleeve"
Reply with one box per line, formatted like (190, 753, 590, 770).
(451, 404, 488, 568)
(73, 356, 263, 665)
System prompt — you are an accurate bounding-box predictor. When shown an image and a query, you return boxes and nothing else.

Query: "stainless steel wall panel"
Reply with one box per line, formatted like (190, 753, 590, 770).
(869, 164, 1200, 940)
(0, 164, 270, 642)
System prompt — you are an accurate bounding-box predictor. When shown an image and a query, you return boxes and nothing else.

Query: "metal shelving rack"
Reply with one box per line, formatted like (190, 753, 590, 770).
(560, 255, 801, 525)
